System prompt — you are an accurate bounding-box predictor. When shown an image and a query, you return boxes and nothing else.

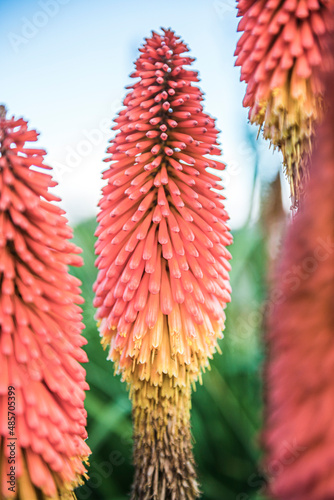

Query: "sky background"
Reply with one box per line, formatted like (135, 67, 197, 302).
(0, 0, 287, 229)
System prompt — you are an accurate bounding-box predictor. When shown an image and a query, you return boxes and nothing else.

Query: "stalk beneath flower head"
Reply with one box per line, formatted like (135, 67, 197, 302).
(94, 28, 232, 499)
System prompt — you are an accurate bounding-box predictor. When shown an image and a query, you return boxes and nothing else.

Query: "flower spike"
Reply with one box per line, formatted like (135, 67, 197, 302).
(0, 107, 90, 500)
(235, 0, 334, 205)
(94, 29, 232, 499)
(263, 36, 334, 499)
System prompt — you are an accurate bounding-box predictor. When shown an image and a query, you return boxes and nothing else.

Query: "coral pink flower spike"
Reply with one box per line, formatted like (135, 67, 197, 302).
(0, 106, 90, 500)
(264, 35, 334, 500)
(94, 29, 232, 499)
(235, 0, 334, 205)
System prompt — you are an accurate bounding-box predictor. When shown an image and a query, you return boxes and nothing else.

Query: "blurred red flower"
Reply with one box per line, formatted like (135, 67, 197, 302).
(263, 36, 334, 499)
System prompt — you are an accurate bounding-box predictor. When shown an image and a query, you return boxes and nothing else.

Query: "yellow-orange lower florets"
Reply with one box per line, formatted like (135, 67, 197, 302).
(235, 0, 334, 204)
(94, 28, 232, 499)
(94, 28, 232, 395)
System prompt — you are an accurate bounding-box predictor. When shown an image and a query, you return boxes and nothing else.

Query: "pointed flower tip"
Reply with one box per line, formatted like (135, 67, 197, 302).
(94, 29, 232, 394)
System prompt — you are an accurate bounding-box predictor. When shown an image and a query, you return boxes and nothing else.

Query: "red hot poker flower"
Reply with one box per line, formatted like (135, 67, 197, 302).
(94, 29, 232, 499)
(235, 0, 334, 205)
(0, 107, 90, 500)
(263, 42, 334, 499)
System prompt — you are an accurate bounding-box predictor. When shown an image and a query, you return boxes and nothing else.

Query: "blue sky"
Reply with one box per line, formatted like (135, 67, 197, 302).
(1, 0, 285, 228)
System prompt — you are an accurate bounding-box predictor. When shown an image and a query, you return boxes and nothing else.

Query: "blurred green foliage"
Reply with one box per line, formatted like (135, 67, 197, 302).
(71, 218, 267, 500)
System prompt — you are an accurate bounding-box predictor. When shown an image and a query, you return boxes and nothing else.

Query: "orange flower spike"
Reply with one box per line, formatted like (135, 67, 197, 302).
(235, 0, 334, 205)
(94, 29, 232, 499)
(0, 106, 90, 500)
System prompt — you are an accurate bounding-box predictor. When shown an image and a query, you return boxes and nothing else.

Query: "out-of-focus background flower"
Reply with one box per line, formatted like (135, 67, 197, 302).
(1, 1, 290, 498)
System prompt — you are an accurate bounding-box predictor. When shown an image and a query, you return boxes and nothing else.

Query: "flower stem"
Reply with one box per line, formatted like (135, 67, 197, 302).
(131, 381, 199, 500)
